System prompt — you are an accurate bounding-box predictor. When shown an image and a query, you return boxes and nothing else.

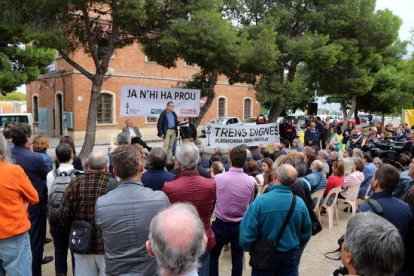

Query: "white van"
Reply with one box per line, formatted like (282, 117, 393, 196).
(0, 113, 34, 133)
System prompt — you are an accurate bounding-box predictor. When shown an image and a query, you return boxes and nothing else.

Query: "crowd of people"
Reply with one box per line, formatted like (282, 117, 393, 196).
(1, 112, 414, 276)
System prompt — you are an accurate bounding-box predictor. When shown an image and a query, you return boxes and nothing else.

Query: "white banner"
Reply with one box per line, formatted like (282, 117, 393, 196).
(120, 86, 201, 117)
(206, 123, 280, 148)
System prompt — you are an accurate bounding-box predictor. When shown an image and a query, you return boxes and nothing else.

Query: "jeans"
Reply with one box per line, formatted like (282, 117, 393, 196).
(50, 223, 74, 275)
(29, 199, 47, 276)
(251, 247, 302, 276)
(210, 219, 243, 276)
(0, 232, 32, 276)
(198, 250, 210, 276)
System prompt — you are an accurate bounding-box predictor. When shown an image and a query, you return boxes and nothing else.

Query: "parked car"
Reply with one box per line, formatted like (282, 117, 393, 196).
(201, 117, 242, 136)
(0, 113, 34, 133)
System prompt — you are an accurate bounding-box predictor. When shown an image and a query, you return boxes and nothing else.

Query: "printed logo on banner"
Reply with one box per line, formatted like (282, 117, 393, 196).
(180, 108, 197, 115)
(151, 109, 163, 114)
(125, 103, 141, 115)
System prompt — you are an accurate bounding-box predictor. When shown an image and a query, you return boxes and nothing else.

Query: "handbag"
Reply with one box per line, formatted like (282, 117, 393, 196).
(68, 220, 94, 254)
(249, 195, 297, 270)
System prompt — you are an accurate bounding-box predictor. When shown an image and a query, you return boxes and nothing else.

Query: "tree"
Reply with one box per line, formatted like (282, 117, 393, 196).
(223, 0, 343, 122)
(0, 16, 55, 94)
(0, 91, 26, 101)
(141, 1, 280, 127)
(7, 0, 220, 160)
(308, 0, 402, 130)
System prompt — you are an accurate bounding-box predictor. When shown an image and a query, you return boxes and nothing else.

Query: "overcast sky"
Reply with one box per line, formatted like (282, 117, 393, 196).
(376, 0, 413, 53)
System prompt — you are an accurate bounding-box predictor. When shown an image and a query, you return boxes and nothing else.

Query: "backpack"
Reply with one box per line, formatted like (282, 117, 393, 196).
(48, 168, 78, 224)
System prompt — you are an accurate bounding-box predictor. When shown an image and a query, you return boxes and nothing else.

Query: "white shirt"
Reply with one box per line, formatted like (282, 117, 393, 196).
(46, 163, 75, 195)
(128, 127, 137, 138)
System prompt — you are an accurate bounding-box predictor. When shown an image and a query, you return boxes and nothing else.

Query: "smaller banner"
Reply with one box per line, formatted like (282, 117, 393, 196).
(120, 86, 201, 117)
(206, 123, 280, 148)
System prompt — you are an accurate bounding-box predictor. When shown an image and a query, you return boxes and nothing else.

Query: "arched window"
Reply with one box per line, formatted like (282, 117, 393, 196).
(33, 95, 39, 122)
(218, 97, 227, 117)
(243, 98, 252, 119)
(97, 93, 113, 124)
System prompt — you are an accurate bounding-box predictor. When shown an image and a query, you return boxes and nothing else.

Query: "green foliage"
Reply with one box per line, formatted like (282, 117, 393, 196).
(0, 91, 26, 101)
(0, 22, 55, 93)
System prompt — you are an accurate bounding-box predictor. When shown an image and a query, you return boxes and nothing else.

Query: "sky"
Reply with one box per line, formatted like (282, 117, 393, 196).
(376, 0, 414, 54)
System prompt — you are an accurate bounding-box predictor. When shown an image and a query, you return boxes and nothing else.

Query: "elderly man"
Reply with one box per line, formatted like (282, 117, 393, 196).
(122, 119, 151, 151)
(304, 160, 327, 193)
(157, 101, 179, 160)
(108, 132, 130, 176)
(95, 145, 170, 276)
(340, 212, 404, 276)
(163, 142, 216, 275)
(316, 150, 330, 176)
(269, 142, 286, 161)
(146, 203, 207, 276)
(0, 135, 39, 275)
(210, 145, 255, 276)
(142, 147, 175, 191)
(60, 150, 118, 276)
(10, 123, 52, 274)
(240, 164, 312, 274)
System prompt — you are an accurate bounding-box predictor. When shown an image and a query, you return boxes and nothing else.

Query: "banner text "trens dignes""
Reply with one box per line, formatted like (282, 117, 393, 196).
(214, 126, 279, 138)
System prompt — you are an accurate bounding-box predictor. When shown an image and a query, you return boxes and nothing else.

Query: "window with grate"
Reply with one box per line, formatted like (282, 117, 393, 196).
(218, 97, 226, 117)
(97, 93, 113, 124)
(146, 116, 158, 123)
(33, 95, 39, 122)
(244, 98, 252, 119)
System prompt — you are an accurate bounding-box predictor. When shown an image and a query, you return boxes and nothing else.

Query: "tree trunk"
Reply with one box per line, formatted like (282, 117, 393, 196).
(79, 74, 105, 162)
(341, 102, 347, 118)
(354, 104, 360, 125)
(193, 71, 219, 128)
(341, 95, 357, 132)
(267, 102, 284, 123)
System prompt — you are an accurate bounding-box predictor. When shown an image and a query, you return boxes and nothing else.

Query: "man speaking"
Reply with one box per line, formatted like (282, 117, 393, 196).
(157, 101, 179, 160)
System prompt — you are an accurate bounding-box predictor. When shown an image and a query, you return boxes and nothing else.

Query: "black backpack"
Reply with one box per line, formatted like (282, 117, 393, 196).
(48, 168, 78, 224)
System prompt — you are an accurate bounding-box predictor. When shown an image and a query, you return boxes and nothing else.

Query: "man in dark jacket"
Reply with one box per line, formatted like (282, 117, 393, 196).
(304, 121, 320, 147)
(142, 148, 175, 191)
(10, 123, 52, 275)
(157, 101, 179, 160)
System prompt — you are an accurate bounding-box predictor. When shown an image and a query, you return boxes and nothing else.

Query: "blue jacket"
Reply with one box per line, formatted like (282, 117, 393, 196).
(358, 191, 413, 241)
(358, 162, 377, 199)
(142, 169, 175, 191)
(239, 185, 312, 252)
(305, 171, 327, 193)
(157, 109, 178, 137)
(11, 146, 51, 200)
(394, 171, 414, 198)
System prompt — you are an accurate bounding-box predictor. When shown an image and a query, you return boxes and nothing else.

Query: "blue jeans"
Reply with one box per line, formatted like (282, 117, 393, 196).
(0, 232, 32, 276)
(210, 219, 243, 276)
(198, 250, 210, 276)
(251, 247, 302, 276)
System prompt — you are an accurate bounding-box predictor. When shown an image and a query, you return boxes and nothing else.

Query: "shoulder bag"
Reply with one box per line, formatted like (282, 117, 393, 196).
(249, 195, 297, 269)
(69, 220, 94, 254)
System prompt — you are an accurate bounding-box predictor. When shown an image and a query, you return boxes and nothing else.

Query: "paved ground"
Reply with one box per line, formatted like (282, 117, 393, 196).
(42, 203, 351, 276)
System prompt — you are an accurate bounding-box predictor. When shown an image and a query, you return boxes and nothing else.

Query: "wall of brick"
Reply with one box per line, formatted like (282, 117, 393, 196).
(27, 44, 261, 141)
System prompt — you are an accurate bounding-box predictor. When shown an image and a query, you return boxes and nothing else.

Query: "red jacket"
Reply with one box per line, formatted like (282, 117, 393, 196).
(163, 169, 217, 250)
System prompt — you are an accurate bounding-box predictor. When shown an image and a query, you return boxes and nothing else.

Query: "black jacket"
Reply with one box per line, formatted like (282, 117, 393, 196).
(157, 110, 178, 137)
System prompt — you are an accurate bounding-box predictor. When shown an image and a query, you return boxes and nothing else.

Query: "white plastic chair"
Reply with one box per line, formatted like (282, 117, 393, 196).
(338, 184, 361, 215)
(311, 189, 325, 221)
(321, 186, 342, 229)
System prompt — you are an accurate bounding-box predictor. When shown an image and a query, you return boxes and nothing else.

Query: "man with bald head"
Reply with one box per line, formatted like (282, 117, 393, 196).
(60, 150, 119, 275)
(146, 203, 207, 276)
(240, 164, 312, 274)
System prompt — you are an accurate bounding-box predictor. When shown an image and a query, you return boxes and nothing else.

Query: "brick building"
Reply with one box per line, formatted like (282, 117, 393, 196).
(26, 44, 260, 141)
